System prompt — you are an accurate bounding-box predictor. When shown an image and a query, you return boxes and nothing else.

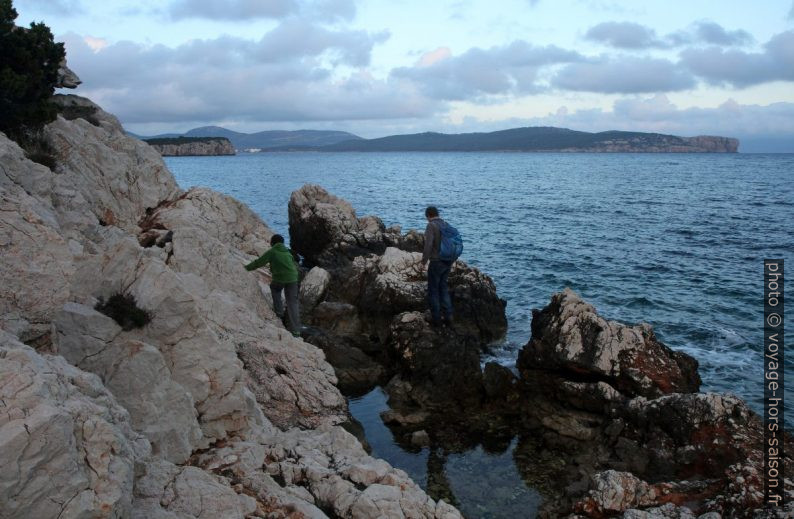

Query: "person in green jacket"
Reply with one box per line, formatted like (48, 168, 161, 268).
(245, 234, 301, 337)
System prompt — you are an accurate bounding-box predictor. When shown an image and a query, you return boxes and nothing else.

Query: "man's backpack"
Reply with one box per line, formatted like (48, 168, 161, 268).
(438, 221, 463, 262)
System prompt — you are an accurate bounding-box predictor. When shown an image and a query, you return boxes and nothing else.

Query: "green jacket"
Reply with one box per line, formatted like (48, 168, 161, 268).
(245, 243, 299, 283)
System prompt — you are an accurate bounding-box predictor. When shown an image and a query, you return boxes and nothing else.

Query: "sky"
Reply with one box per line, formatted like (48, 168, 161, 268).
(14, 0, 794, 151)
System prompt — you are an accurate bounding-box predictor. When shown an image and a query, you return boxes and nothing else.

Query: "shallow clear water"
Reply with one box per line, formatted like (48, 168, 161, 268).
(347, 387, 542, 517)
(167, 152, 793, 515)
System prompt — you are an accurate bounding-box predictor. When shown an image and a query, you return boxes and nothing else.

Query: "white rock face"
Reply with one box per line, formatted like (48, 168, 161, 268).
(141, 187, 273, 256)
(0, 331, 145, 518)
(68, 234, 267, 445)
(132, 459, 257, 519)
(194, 425, 463, 519)
(0, 136, 75, 343)
(47, 96, 181, 234)
(53, 302, 202, 464)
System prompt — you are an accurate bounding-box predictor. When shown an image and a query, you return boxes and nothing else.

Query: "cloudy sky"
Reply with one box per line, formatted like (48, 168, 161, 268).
(15, 0, 794, 151)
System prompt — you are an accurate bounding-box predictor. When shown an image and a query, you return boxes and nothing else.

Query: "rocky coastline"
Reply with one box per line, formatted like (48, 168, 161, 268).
(0, 89, 790, 519)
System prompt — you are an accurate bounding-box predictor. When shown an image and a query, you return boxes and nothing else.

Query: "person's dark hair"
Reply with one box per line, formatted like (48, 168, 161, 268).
(425, 206, 439, 218)
(270, 234, 285, 245)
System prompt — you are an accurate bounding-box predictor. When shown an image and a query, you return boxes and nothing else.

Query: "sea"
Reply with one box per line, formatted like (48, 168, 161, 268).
(166, 152, 793, 517)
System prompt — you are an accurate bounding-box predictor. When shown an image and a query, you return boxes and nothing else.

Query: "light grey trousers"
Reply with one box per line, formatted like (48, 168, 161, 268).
(270, 281, 300, 335)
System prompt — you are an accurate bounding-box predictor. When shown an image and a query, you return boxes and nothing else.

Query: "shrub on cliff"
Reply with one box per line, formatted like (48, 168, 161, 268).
(0, 0, 64, 143)
(95, 293, 152, 331)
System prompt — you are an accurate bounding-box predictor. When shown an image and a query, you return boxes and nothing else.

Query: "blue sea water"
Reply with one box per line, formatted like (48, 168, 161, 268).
(167, 152, 793, 513)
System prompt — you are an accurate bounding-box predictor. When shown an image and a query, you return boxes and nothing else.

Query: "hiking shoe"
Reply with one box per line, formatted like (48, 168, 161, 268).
(430, 319, 442, 329)
(443, 316, 454, 327)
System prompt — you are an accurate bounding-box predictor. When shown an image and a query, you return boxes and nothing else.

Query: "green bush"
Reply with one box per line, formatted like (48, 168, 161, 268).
(0, 0, 65, 141)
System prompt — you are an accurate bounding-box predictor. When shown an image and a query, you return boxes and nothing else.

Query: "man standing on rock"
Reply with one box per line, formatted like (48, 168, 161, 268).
(421, 206, 454, 328)
(245, 234, 301, 337)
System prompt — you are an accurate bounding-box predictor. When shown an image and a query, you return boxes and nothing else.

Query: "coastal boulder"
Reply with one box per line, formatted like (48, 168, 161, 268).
(288, 183, 385, 267)
(138, 187, 273, 256)
(301, 328, 386, 393)
(289, 184, 507, 343)
(261, 424, 463, 518)
(518, 288, 700, 404)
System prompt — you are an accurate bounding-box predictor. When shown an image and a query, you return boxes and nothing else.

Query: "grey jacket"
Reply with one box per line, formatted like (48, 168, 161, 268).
(422, 217, 444, 263)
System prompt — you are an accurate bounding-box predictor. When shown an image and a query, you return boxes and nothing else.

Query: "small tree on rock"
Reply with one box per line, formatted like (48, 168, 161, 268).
(0, 0, 65, 142)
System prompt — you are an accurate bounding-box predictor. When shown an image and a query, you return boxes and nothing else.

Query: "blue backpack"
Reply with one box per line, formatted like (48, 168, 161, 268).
(438, 221, 463, 262)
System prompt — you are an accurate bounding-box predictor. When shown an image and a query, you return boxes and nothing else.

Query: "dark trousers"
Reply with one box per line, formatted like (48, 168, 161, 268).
(427, 260, 453, 323)
(270, 281, 300, 334)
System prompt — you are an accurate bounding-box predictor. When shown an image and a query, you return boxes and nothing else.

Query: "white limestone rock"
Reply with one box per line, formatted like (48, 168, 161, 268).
(140, 187, 273, 257)
(45, 95, 180, 235)
(70, 234, 265, 445)
(0, 331, 145, 519)
(132, 459, 256, 519)
(53, 302, 202, 464)
(263, 424, 462, 519)
(0, 134, 75, 343)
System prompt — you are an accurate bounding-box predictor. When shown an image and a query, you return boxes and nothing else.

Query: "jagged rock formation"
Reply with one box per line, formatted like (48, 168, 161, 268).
(288, 184, 506, 404)
(289, 184, 506, 344)
(518, 288, 701, 404)
(513, 290, 794, 517)
(0, 95, 462, 518)
(145, 137, 236, 156)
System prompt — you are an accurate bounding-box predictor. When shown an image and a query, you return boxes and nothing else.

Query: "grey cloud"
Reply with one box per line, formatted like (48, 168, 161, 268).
(252, 19, 388, 66)
(585, 22, 664, 49)
(587, 20, 754, 49)
(166, 0, 355, 21)
(16, 0, 84, 16)
(306, 0, 357, 22)
(551, 57, 695, 93)
(168, 0, 298, 20)
(58, 26, 430, 126)
(392, 42, 583, 100)
(693, 21, 753, 46)
(680, 30, 794, 87)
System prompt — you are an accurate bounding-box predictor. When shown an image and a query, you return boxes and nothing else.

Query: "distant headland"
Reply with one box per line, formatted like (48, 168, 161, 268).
(134, 126, 739, 154)
(143, 136, 235, 156)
